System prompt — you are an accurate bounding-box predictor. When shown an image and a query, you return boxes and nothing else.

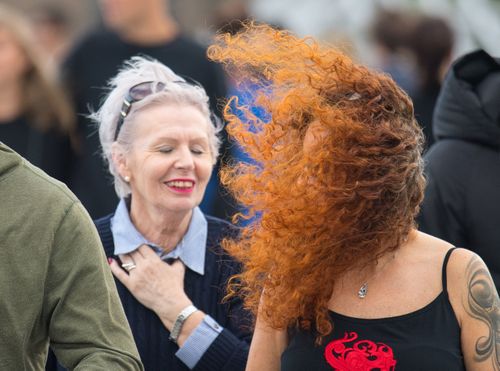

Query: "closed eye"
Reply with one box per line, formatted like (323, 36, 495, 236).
(158, 147, 173, 153)
(191, 147, 207, 155)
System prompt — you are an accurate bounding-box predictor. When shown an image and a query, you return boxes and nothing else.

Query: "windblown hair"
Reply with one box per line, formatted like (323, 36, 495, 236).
(0, 4, 75, 135)
(91, 56, 223, 198)
(208, 23, 425, 339)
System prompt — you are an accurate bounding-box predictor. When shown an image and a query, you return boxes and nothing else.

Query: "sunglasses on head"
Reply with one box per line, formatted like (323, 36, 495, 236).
(114, 80, 191, 141)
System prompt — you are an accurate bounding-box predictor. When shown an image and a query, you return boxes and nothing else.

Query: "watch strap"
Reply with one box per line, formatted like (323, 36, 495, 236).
(169, 305, 198, 343)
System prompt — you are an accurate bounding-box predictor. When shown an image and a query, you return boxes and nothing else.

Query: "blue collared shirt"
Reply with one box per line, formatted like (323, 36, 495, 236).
(110, 199, 223, 369)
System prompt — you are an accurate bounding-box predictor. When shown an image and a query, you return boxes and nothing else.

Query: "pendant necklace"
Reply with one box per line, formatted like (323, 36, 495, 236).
(358, 282, 368, 299)
(356, 252, 396, 299)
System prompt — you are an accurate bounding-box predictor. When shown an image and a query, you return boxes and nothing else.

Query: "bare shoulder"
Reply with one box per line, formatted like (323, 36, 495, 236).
(410, 231, 455, 263)
(443, 247, 483, 319)
(445, 247, 491, 301)
(440, 244, 477, 274)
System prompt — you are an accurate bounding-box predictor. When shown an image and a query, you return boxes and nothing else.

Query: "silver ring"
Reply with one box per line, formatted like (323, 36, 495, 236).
(121, 262, 137, 272)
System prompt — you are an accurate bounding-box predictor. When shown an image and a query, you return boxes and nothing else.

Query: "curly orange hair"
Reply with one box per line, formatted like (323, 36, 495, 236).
(208, 23, 425, 339)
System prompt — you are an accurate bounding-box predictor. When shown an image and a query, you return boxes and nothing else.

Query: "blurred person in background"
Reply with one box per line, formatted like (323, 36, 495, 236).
(418, 49, 500, 291)
(30, 4, 72, 66)
(91, 56, 250, 370)
(409, 15, 454, 150)
(371, 9, 417, 96)
(64, 0, 231, 220)
(209, 23, 499, 371)
(213, 0, 251, 38)
(0, 4, 76, 182)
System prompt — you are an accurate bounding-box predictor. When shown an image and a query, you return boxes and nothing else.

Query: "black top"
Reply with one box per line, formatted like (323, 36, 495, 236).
(94, 213, 251, 371)
(281, 248, 464, 371)
(0, 116, 72, 182)
(63, 29, 232, 219)
(418, 50, 500, 290)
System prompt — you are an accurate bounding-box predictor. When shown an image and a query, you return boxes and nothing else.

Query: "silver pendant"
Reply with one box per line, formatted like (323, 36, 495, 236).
(358, 282, 368, 299)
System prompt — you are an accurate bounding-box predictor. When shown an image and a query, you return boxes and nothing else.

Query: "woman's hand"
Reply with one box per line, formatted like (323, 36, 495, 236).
(109, 244, 192, 330)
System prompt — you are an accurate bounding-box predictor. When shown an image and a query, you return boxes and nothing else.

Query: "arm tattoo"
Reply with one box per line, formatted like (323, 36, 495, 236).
(465, 255, 500, 370)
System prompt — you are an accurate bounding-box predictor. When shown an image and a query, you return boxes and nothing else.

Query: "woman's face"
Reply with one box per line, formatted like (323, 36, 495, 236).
(0, 27, 29, 87)
(118, 103, 213, 215)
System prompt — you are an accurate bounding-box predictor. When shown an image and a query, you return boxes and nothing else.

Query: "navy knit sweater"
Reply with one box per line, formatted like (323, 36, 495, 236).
(95, 214, 251, 371)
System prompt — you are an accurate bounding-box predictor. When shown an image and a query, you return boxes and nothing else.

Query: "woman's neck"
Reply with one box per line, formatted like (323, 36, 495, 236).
(0, 82, 23, 122)
(129, 199, 193, 253)
(338, 229, 418, 288)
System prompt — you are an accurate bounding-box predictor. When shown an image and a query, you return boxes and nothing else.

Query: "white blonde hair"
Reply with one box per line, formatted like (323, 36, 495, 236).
(90, 56, 223, 198)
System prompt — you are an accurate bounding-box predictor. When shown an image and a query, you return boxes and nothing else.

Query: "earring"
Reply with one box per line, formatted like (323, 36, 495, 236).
(124, 175, 130, 182)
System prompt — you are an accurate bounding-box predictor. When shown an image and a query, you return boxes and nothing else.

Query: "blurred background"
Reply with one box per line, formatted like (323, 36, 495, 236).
(1, 0, 499, 222)
(4, 0, 500, 62)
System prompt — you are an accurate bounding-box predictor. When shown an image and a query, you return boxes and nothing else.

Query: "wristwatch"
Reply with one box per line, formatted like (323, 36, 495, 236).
(169, 305, 198, 343)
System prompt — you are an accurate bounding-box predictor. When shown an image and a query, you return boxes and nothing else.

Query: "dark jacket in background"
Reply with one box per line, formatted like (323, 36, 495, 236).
(63, 29, 233, 220)
(411, 81, 441, 149)
(418, 50, 500, 289)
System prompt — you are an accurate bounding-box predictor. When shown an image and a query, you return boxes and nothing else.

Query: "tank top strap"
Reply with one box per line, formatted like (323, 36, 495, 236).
(442, 247, 457, 293)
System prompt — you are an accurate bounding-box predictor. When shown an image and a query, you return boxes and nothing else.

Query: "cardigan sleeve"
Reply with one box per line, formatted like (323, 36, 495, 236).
(44, 201, 143, 370)
(193, 328, 250, 371)
(192, 254, 252, 371)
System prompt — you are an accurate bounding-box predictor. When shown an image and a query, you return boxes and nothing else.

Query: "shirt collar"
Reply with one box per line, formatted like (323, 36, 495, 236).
(110, 199, 207, 275)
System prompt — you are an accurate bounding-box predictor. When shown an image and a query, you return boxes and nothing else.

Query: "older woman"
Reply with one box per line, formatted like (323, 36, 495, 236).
(91, 57, 250, 370)
(208, 24, 499, 370)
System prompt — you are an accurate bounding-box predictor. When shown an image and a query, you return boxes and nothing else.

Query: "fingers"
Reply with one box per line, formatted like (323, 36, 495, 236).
(108, 257, 131, 288)
(118, 253, 137, 271)
(138, 244, 159, 258)
(119, 253, 135, 264)
(115, 247, 184, 279)
(118, 246, 163, 275)
(129, 249, 144, 263)
(130, 245, 161, 263)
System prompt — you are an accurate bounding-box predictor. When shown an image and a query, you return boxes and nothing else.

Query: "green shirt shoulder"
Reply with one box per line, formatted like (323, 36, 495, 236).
(0, 143, 143, 370)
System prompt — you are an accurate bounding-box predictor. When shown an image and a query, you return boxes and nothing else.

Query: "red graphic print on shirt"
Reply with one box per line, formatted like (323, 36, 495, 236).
(324, 331, 397, 370)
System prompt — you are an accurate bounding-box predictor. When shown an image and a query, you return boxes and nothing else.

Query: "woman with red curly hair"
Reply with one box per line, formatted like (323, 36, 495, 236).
(208, 24, 499, 371)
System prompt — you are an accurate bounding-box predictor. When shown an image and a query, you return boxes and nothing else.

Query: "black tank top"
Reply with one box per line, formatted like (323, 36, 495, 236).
(281, 248, 465, 370)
